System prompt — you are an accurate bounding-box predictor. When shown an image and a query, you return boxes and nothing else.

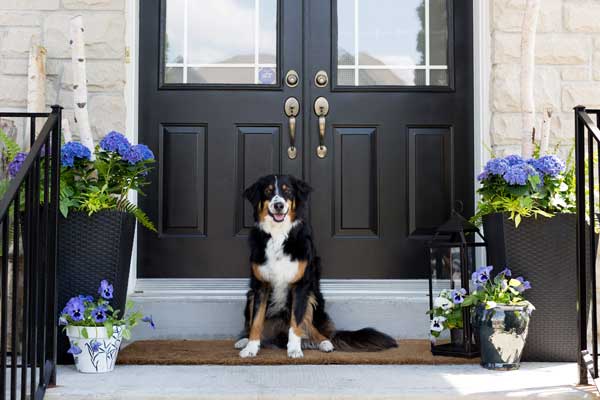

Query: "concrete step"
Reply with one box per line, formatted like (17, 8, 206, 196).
(46, 363, 595, 399)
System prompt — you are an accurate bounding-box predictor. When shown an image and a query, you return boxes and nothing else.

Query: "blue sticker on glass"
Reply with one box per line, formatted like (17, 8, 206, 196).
(258, 68, 276, 84)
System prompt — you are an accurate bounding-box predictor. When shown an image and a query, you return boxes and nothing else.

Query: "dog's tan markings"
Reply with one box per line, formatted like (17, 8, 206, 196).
(258, 200, 270, 222)
(251, 263, 265, 282)
(249, 289, 269, 341)
(287, 199, 296, 222)
(290, 260, 307, 283)
(290, 292, 322, 339)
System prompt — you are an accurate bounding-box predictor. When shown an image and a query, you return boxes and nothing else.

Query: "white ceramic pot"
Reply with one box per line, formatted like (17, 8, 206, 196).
(66, 325, 123, 373)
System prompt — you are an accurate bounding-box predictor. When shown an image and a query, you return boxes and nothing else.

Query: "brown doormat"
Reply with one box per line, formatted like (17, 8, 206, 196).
(117, 340, 479, 366)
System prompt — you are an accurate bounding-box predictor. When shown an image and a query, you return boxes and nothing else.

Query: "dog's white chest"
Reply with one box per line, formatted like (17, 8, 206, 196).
(258, 234, 299, 312)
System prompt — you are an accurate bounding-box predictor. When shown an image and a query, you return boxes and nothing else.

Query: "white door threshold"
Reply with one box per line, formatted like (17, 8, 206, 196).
(47, 363, 594, 399)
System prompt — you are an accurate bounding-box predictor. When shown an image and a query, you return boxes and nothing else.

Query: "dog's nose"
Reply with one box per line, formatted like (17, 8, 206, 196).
(273, 202, 285, 212)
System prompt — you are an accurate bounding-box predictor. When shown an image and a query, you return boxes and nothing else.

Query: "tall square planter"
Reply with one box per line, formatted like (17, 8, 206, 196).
(57, 210, 135, 364)
(483, 212, 587, 362)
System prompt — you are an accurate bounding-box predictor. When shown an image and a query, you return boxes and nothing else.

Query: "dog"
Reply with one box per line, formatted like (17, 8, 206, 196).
(235, 174, 397, 358)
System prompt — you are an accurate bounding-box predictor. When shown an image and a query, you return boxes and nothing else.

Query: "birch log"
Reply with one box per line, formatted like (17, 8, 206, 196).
(62, 118, 73, 143)
(69, 16, 95, 157)
(520, 0, 541, 159)
(540, 107, 552, 155)
(25, 43, 47, 150)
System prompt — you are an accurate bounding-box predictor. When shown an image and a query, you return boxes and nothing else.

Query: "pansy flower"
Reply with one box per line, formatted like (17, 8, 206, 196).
(430, 316, 447, 333)
(433, 296, 453, 311)
(471, 265, 493, 288)
(451, 288, 467, 305)
(515, 277, 532, 292)
(98, 280, 113, 300)
(92, 306, 108, 323)
(67, 343, 82, 355)
(142, 315, 156, 330)
(499, 267, 512, 277)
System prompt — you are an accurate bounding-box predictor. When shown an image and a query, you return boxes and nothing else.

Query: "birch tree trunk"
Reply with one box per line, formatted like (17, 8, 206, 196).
(540, 107, 552, 155)
(520, 0, 541, 159)
(25, 43, 47, 150)
(69, 16, 95, 157)
(62, 117, 73, 143)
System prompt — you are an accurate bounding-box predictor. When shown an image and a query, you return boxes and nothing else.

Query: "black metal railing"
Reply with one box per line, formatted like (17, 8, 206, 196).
(0, 106, 61, 399)
(575, 105, 600, 386)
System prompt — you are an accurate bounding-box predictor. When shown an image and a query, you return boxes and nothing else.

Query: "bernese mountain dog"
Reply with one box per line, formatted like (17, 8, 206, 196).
(235, 174, 397, 358)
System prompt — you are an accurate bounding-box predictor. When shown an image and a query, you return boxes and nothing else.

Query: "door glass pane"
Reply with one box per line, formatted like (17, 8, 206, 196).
(163, 0, 278, 85)
(336, 0, 449, 86)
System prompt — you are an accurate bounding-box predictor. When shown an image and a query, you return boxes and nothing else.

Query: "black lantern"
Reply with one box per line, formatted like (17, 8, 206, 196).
(427, 210, 486, 358)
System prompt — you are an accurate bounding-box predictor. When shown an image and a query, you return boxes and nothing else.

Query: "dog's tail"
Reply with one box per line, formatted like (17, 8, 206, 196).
(330, 328, 398, 352)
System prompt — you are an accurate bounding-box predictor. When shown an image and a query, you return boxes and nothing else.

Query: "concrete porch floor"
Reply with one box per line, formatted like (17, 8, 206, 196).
(46, 363, 598, 399)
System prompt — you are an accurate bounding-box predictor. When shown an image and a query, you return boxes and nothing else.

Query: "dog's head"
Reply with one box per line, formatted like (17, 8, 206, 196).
(244, 175, 312, 224)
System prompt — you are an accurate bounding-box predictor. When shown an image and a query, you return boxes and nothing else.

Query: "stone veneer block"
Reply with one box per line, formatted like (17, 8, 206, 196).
(564, 2, 600, 33)
(562, 83, 600, 111)
(62, 0, 125, 11)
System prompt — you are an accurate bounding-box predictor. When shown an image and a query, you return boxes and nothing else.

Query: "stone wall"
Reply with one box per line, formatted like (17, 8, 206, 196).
(491, 0, 600, 156)
(0, 0, 126, 144)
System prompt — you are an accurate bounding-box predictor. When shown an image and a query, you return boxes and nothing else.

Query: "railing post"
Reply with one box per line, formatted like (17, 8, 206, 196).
(48, 105, 61, 387)
(575, 104, 589, 385)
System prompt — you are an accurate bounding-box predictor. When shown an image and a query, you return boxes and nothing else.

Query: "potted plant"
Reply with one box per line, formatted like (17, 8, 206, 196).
(428, 289, 467, 346)
(472, 153, 578, 361)
(60, 279, 155, 373)
(463, 266, 534, 370)
(56, 131, 156, 362)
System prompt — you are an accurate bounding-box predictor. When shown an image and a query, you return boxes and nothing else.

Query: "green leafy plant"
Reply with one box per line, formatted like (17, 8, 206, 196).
(427, 289, 465, 340)
(462, 266, 534, 312)
(57, 132, 157, 232)
(60, 280, 155, 353)
(472, 153, 575, 227)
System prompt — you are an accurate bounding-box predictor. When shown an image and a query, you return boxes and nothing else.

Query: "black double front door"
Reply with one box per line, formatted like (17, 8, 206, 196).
(138, 0, 473, 279)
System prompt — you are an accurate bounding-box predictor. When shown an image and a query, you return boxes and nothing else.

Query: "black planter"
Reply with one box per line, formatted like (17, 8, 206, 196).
(57, 210, 135, 364)
(473, 304, 530, 370)
(483, 212, 586, 362)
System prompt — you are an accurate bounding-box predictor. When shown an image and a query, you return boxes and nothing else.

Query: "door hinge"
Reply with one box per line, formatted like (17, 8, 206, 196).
(125, 46, 131, 64)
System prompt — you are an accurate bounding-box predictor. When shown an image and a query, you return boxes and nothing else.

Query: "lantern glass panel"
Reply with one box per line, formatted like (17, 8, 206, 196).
(429, 244, 477, 292)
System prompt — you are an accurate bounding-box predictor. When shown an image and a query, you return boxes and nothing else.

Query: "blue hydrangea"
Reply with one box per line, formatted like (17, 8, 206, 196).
(503, 163, 538, 185)
(8, 152, 27, 178)
(483, 158, 510, 177)
(530, 155, 566, 177)
(61, 141, 91, 167)
(132, 144, 154, 161)
(504, 154, 525, 166)
(99, 131, 131, 157)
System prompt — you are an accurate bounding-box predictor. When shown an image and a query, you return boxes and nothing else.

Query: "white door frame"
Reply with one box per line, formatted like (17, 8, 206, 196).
(123, 0, 490, 296)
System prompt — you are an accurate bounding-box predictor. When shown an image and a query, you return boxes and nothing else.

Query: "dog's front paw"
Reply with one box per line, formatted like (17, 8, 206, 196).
(234, 338, 249, 349)
(287, 346, 304, 358)
(239, 340, 260, 358)
(319, 340, 334, 353)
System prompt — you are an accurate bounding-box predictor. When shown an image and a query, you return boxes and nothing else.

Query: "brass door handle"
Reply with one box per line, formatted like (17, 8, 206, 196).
(314, 97, 329, 158)
(284, 97, 300, 159)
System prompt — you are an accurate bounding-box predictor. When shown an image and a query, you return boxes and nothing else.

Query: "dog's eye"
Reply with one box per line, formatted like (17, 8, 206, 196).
(264, 188, 272, 196)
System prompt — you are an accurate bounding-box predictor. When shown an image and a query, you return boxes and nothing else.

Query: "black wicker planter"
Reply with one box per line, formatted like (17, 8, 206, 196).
(57, 210, 135, 364)
(483, 212, 585, 362)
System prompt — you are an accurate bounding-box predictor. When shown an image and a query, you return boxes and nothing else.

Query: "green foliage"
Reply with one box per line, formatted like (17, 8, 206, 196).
(60, 144, 157, 232)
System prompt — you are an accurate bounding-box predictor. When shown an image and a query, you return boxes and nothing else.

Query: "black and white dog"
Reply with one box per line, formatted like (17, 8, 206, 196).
(235, 174, 397, 358)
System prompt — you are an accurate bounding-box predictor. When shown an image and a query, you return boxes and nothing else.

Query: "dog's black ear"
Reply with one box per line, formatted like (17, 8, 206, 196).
(243, 181, 262, 208)
(292, 177, 313, 202)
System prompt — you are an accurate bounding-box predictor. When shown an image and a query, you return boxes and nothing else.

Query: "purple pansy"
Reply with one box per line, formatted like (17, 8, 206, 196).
(62, 297, 85, 322)
(67, 343, 82, 355)
(8, 152, 27, 178)
(516, 276, 532, 292)
(142, 315, 156, 330)
(61, 141, 91, 167)
(79, 295, 94, 303)
(92, 306, 107, 323)
(451, 288, 467, 305)
(98, 280, 113, 300)
(472, 265, 493, 288)
(499, 267, 512, 277)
